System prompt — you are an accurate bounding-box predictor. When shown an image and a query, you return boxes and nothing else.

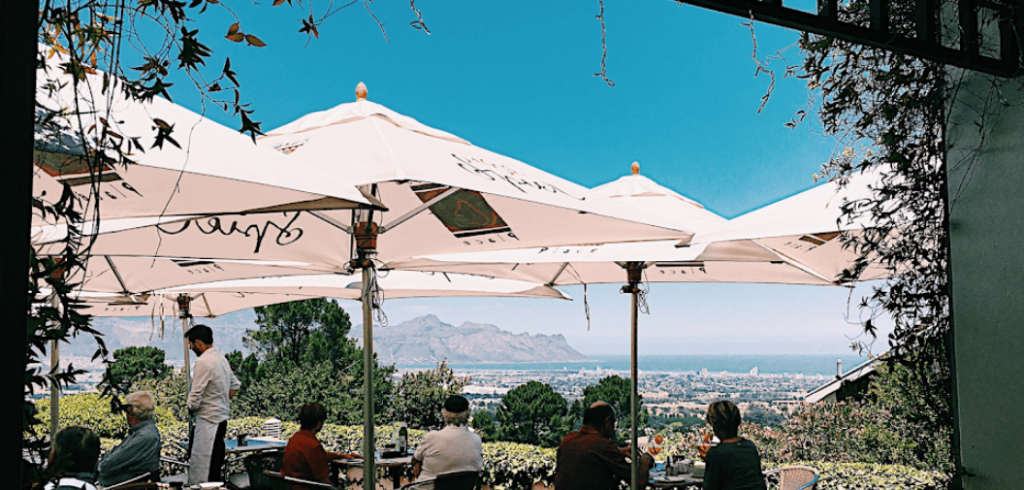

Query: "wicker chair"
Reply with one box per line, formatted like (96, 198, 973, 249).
(263, 470, 337, 490)
(398, 471, 480, 490)
(763, 465, 820, 490)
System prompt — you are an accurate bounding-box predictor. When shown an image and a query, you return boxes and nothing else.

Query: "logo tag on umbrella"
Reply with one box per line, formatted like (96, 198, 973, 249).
(412, 183, 516, 240)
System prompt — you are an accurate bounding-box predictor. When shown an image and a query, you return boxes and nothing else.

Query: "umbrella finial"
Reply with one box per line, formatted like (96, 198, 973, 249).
(631, 161, 640, 175)
(356, 82, 368, 101)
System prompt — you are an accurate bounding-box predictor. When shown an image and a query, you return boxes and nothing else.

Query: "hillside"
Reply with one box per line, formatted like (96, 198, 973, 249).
(78, 310, 257, 360)
(352, 314, 592, 365)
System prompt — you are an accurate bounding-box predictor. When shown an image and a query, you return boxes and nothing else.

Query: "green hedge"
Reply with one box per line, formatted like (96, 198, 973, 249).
(764, 461, 949, 490)
(42, 396, 947, 490)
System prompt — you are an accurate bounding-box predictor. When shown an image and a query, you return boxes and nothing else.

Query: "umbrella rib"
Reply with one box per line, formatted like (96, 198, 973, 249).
(198, 293, 217, 318)
(546, 262, 570, 287)
(309, 211, 353, 234)
(751, 240, 837, 285)
(104, 256, 133, 296)
(379, 186, 461, 233)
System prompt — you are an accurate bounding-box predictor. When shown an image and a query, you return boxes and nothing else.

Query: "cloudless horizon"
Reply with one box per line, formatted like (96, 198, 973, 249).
(102, 1, 895, 358)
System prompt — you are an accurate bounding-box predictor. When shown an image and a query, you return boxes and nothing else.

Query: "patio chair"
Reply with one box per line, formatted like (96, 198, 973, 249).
(398, 471, 480, 490)
(763, 465, 820, 490)
(159, 455, 190, 487)
(226, 449, 284, 490)
(263, 470, 337, 490)
(100, 471, 161, 490)
(98, 484, 164, 490)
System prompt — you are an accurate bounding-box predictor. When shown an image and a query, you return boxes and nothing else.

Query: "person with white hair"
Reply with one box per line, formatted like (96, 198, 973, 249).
(97, 390, 162, 486)
(411, 395, 483, 490)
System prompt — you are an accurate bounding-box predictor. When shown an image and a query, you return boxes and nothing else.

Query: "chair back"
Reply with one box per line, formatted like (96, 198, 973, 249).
(433, 471, 480, 490)
(263, 471, 290, 490)
(245, 450, 285, 490)
(765, 465, 820, 490)
(101, 484, 160, 490)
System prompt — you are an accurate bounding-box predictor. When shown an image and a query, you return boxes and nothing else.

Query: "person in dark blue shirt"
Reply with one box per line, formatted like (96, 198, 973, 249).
(702, 400, 767, 490)
(97, 391, 162, 486)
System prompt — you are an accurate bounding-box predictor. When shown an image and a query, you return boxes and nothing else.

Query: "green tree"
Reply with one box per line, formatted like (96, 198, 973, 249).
(581, 375, 649, 438)
(232, 298, 395, 425)
(472, 410, 498, 443)
(134, 366, 189, 420)
(248, 298, 356, 366)
(392, 360, 471, 430)
(107, 346, 171, 394)
(781, 0, 962, 470)
(495, 381, 567, 447)
(867, 347, 952, 470)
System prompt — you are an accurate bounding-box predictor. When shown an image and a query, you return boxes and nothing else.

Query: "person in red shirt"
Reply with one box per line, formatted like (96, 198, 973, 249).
(281, 403, 356, 490)
(554, 401, 655, 490)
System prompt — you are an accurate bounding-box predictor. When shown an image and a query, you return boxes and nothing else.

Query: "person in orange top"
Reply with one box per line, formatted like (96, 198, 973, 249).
(281, 403, 357, 489)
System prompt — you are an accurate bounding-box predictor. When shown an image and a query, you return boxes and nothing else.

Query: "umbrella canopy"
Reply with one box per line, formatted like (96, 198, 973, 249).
(33, 46, 377, 227)
(71, 254, 323, 295)
(73, 270, 569, 318)
(34, 88, 701, 284)
(391, 168, 890, 285)
(591, 161, 726, 231)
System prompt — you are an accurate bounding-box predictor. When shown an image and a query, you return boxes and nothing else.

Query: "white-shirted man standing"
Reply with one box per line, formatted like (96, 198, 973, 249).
(185, 324, 240, 484)
(412, 395, 483, 490)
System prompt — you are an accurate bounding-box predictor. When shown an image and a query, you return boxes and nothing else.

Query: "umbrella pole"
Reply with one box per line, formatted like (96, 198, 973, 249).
(178, 295, 193, 436)
(630, 288, 639, 490)
(353, 211, 380, 490)
(49, 338, 58, 438)
(622, 262, 643, 490)
(50, 293, 60, 439)
(362, 265, 376, 490)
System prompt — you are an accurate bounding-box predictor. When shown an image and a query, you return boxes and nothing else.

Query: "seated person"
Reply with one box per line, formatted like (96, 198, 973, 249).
(554, 401, 654, 490)
(97, 391, 162, 486)
(282, 403, 354, 489)
(46, 426, 101, 490)
(702, 400, 767, 490)
(412, 395, 483, 490)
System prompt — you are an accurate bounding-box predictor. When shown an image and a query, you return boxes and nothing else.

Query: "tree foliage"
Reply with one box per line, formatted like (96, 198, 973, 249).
(580, 375, 649, 437)
(107, 346, 171, 394)
(753, 0, 970, 472)
(248, 298, 358, 366)
(231, 298, 395, 425)
(392, 360, 471, 431)
(495, 381, 567, 448)
(472, 410, 499, 443)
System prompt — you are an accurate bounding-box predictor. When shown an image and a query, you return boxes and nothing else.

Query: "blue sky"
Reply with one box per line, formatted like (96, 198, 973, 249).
(133, 0, 893, 357)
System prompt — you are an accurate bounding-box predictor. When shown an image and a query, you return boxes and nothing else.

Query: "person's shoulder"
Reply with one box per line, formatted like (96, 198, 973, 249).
(738, 438, 759, 449)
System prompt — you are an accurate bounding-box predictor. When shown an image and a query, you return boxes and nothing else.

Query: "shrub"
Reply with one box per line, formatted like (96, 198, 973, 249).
(480, 442, 556, 490)
(33, 393, 175, 439)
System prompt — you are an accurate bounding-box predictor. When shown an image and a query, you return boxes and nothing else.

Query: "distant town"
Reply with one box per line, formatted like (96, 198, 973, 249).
(42, 357, 827, 417)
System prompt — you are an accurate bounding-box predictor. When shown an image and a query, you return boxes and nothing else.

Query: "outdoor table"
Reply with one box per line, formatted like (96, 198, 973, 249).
(648, 469, 704, 488)
(330, 453, 414, 489)
(223, 436, 287, 456)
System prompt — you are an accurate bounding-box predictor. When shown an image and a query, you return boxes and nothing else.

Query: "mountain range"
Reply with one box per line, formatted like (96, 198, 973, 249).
(79, 312, 591, 365)
(77, 310, 257, 361)
(353, 314, 592, 365)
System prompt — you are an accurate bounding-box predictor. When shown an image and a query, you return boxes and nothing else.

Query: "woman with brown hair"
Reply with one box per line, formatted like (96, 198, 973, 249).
(702, 400, 767, 490)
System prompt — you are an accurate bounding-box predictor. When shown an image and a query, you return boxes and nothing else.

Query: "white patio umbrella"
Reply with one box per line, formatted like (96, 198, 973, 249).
(47, 85, 696, 489)
(73, 270, 570, 318)
(33, 45, 379, 438)
(592, 161, 727, 231)
(388, 167, 890, 489)
(33, 45, 378, 228)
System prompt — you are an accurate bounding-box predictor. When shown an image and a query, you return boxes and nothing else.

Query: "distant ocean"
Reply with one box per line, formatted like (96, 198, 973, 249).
(400, 354, 869, 376)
